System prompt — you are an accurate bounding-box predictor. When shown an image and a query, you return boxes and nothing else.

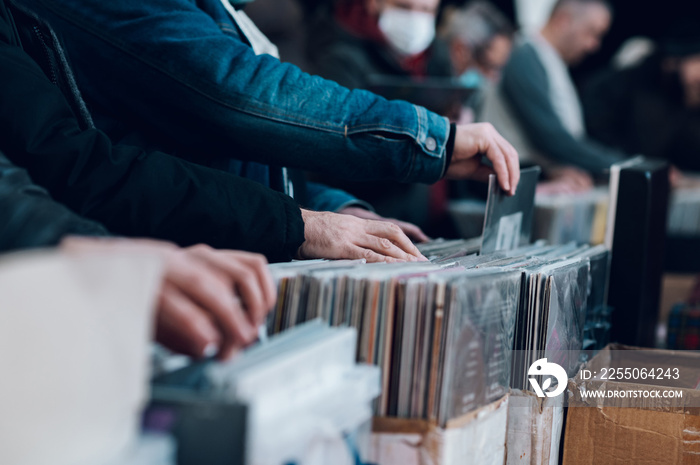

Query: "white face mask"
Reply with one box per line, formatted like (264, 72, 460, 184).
(378, 7, 436, 56)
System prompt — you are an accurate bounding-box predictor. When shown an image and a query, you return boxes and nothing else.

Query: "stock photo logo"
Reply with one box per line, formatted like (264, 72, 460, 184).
(528, 358, 568, 398)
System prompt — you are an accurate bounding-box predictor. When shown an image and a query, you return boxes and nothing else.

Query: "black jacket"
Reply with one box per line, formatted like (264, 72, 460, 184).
(0, 151, 107, 252)
(584, 55, 700, 172)
(0, 0, 304, 261)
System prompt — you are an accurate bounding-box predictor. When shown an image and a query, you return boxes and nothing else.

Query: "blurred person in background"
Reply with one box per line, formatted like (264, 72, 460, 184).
(441, 1, 514, 107)
(440, 1, 516, 204)
(584, 18, 700, 174)
(487, 0, 626, 194)
(310, 0, 451, 89)
(25, 0, 520, 242)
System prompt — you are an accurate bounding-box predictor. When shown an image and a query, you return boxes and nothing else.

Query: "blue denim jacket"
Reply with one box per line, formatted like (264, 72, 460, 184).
(26, 0, 451, 210)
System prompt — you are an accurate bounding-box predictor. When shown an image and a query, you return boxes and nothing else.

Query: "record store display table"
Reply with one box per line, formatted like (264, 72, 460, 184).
(146, 160, 694, 465)
(260, 236, 609, 465)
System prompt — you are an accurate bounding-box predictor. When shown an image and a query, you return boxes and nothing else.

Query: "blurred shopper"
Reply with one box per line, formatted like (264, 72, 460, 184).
(311, 0, 451, 89)
(487, 0, 625, 192)
(23, 0, 520, 243)
(442, 1, 514, 93)
(584, 19, 700, 173)
(440, 2, 516, 206)
(0, 0, 426, 264)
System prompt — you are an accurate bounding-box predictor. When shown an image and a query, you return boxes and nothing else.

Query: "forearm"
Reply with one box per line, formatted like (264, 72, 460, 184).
(0, 155, 108, 253)
(0, 41, 305, 261)
(305, 182, 373, 212)
(525, 124, 625, 173)
(32, 0, 449, 183)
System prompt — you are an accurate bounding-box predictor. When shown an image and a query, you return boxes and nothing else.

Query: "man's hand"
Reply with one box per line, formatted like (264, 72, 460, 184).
(158, 245, 275, 360)
(448, 123, 520, 196)
(668, 166, 698, 189)
(338, 207, 430, 243)
(298, 210, 428, 262)
(60, 237, 275, 360)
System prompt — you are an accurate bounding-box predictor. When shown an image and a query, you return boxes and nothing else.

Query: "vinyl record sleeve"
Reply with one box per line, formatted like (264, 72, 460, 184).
(481, 166, 541, 254)
(437, 270, 521, 425)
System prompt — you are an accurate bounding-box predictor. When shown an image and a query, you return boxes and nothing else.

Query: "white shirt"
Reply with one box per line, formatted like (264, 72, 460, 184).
(218, 1, 296, 197)
(218, 0, 279, 58)
(528, 32, 585, 138)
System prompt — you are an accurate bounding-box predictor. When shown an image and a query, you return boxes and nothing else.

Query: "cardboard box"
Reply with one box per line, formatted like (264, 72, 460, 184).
(563, 344, 700, 465)
(369, 395, 509, 465)
(506, 390, 564, 465)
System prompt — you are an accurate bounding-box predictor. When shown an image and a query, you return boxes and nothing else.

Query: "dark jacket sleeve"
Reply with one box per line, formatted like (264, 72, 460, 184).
(314, 41, 373, 90)
(501, 44, 626, 174)
(0, 12, 304, 262)
(582, 68, 634, 152)
(0, 152, 108, 253)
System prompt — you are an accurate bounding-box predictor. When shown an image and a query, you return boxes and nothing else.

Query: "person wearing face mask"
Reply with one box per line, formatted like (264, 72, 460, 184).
(310, 0, 452, 91)
(379, 3, 435, 55)
(442, 2, 514, 91)
(438, 2, 516, 201)
(439, 1, 513, 124)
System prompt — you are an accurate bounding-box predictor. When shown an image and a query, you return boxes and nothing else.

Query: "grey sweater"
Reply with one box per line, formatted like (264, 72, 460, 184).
(500, 41, 626, 174)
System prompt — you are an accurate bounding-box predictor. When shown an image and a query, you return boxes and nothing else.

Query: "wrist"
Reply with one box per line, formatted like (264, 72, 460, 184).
(297, 209, 315, 259)
(442, 123, 457, 178)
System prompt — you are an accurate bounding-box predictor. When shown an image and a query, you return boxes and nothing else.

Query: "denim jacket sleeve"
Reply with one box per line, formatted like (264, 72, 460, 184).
(27, 0, 450, 184)
(305, 182, 374, 213)
(0, 3, 305, 262)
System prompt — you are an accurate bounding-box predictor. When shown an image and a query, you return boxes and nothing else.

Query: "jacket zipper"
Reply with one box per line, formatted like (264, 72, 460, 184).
(33, 25, 58, 85)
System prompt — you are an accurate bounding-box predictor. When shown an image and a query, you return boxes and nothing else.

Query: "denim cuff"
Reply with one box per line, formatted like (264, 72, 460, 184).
(409, 105, 450, 184)
(280, 192, 306, 262)
(305, 182, 373, 213)
(332, 198, 375, 213)
(443, 123, 457, 178)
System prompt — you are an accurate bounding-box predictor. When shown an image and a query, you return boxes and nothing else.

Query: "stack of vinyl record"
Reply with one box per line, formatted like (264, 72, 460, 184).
(532, 187, 609, 246)
(267, 241, 610, 425)
(268, 255, 520, 425)
(579, 245, 613, 355)
(206, 321, 379, 465)
(667, 185, 700, 236)
(427, 241, 602, 388)
(532, 176, 700, 239)
(264, 167, 611, 426)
